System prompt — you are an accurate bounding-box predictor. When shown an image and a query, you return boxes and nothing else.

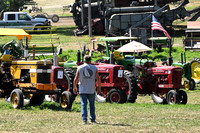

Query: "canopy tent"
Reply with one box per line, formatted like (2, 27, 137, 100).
(117, 40, 151, 53)
(0, 28, 32, 40)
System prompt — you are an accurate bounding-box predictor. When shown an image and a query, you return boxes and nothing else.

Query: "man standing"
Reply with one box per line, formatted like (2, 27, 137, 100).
(73, 55, 101, 124)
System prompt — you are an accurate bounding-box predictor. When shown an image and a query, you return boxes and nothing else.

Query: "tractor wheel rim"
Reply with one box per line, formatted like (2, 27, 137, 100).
(111, 93, 119, 103)
(169, 93, 175, 104)
(11, 93, 18, 108)
(61, 95, 68, 108)
(184, 81, 189, 90)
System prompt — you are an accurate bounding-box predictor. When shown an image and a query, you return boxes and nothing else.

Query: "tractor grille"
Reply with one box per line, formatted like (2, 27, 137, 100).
(37, 73, 51, 83)
(172, 70, 182, 84)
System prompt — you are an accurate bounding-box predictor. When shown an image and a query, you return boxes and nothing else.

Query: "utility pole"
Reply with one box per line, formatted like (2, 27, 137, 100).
(88, 0, 92, 37)
(81, 0, 84, 26)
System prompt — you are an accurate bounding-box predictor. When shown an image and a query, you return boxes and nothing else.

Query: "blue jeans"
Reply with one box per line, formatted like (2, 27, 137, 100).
(80, 93, 96, 122)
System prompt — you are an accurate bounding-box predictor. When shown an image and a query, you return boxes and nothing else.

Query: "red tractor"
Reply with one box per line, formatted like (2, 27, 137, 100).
(94, 63, 137, 103)
(125, 61, 188, 105)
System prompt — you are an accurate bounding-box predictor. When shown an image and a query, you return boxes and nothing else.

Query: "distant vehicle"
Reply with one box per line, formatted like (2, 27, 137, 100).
(0, 12, 51, 31)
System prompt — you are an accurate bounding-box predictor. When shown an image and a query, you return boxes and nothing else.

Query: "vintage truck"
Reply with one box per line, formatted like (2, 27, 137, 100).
(0, 12, 51, 31)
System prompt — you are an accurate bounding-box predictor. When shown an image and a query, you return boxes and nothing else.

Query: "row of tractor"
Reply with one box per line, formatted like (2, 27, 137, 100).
(2, 29, 200, 110)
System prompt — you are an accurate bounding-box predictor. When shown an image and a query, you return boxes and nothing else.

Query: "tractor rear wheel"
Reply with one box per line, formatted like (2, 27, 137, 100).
(178, 90, 187, 104)
(60, 91, 72, 110)
(64, 69, 76, 101)
(124, 70, 138, 103)
(190, 58, 200, 84)
(10, 89, 23, 109)
(107, 89, 126, 103)
(166, 90, 179, 105)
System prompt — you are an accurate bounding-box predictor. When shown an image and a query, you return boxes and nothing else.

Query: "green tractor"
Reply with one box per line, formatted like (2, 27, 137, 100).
(98, 36, 151, 71)
(172, 52, 195, 90)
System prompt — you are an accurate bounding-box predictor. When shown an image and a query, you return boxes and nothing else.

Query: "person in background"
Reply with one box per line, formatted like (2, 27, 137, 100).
(73, 55, 101, 124)
(3, 46, 10, 55)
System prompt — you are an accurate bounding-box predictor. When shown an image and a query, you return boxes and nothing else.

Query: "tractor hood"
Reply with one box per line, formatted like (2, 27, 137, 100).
(149, 66, 182, 74)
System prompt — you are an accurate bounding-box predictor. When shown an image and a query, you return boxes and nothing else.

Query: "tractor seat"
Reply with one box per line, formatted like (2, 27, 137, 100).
(113, 51, 124, 60)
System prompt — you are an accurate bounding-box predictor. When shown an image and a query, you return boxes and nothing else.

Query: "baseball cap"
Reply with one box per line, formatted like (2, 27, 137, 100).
(84, 55, 91, 62)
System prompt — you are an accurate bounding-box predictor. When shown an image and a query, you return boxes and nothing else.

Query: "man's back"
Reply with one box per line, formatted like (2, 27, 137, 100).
(78, 63, 97, 94)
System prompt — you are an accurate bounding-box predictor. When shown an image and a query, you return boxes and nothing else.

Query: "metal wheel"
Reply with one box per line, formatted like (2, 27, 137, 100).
(190, 58, 200, 83)
(184, 79, 190, 90)
(51, 14, 59, 23)
(178, 90, 187, 104)
(10, 89, 23, 109)
(166, 90, 179, 105)
(107, 89, 124, 103)
(60, 91, 72, 110)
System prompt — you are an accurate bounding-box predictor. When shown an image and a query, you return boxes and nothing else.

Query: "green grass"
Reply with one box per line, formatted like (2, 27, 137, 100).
(0, 89, 200, 132)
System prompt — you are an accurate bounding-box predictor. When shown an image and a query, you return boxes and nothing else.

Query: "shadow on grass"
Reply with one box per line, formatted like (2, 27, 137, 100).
(93, 122, 131, 127)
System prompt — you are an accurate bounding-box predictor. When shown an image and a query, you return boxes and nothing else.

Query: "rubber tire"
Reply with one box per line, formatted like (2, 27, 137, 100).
(124, 70, 138, 103)
(166, 90, 179, 105)
(64, 68, 76, 101)
(51, 14, 59, 23)
(60, 91, 72, 110)
(189, 79, 196, 90)
(178, 90, 187, 104)
(10, 89, 23, 109)
(30, 94, 45, 106)
(190, 58, 200, 83)
(107, 89, 125, 103)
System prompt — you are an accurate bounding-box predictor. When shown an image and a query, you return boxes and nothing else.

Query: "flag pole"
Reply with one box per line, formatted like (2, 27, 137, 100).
(151, 15, 154, 59)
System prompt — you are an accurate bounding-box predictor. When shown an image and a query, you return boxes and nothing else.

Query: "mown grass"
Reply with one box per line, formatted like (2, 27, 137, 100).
(0, 89, 200, 132)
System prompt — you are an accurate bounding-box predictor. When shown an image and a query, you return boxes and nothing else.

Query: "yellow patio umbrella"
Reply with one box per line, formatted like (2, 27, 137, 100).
(0, 28, 31, 40)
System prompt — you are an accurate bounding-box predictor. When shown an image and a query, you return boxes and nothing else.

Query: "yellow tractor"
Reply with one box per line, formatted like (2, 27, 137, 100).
(0, 28, 73, 110)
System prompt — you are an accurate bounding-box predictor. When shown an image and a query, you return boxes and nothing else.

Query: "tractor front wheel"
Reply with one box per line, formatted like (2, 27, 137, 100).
(166, 90, 179, 105)
(10, 89, 23, 109)
(107, 89, 126, 103)
(60, 91, 72, 110)
(178, 90, 188, 104)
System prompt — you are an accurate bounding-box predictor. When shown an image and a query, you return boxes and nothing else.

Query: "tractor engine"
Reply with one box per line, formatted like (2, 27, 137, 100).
(95, 63, 124, 96)
(137, 64, 182, 95)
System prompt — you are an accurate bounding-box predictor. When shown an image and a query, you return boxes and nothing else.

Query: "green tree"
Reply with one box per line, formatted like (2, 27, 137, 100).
(0, 0, 25, 11)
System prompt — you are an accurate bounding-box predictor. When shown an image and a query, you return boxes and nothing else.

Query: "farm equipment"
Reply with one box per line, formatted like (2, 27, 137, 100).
(71, 0, 200, 36)
(63, 50, 138, 103)
(0, 29, 73, 110)
(172, 52, 196, 90)
(128, 60, 187, 104)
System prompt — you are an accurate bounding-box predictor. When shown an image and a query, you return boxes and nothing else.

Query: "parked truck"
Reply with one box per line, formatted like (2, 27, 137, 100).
(0, 12, 51, 31)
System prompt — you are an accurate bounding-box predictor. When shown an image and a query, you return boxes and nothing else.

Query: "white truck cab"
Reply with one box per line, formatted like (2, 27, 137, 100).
(0, 12, 51, 30)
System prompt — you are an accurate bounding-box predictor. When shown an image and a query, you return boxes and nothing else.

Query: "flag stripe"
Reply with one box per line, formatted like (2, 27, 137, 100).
(151, 15, 171, 39)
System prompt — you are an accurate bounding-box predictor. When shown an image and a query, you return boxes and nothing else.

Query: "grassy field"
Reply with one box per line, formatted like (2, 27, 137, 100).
(0, 89, 200, 132)
(1, 0, 200, 132)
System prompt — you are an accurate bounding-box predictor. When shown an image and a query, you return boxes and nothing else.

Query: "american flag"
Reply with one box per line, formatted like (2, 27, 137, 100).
(151, 15, 171, 39)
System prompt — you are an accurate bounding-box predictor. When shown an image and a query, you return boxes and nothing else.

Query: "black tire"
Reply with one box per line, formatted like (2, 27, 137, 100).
(34, 25, 43, 33)
(107, 89, 125, 103)
(190, 58, 200, 84)
(151, 93, 167, 104)
(64, 68, 76, 101)
(123, 70, 138, 103)
(166, 90, 179, 105)
(10, 89, 23, 109)
(60, 91, 72, 110)
(189, 79, 196, 90)
(178, 90, 187, 104)
(51, 14, 59, 23)
(30, 94, 45, 106)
